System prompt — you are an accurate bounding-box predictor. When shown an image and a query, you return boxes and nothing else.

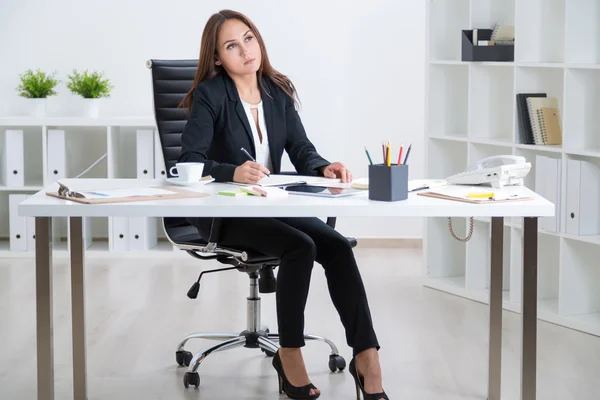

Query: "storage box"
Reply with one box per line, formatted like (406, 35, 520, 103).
(368, 164, 408, 202)
(461, 29, 514, 62)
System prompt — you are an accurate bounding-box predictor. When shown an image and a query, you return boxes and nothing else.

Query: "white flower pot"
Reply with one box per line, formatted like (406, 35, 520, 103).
(83, 98, 100, 118)
(28, 98, 46, 117)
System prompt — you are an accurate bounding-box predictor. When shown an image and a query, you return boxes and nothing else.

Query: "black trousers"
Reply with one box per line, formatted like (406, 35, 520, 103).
(199, 217, 380, 357)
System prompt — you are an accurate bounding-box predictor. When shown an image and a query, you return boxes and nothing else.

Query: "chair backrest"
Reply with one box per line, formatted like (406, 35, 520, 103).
(147, 59, 198, 175)
(147, 59, 198, 233)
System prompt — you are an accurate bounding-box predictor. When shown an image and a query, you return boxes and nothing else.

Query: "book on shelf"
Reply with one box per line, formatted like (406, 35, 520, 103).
(527, 97, 562, 145)
(516, 93, 562, 146)
(517, 93, 546, 144)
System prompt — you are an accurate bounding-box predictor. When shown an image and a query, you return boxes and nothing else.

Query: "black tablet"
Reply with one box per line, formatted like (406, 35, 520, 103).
(282, 184, 365, 197)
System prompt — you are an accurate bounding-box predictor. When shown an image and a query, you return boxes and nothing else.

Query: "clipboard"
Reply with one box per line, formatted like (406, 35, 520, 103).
(47, 183, 210, 204)
(417, 191, 535, 204)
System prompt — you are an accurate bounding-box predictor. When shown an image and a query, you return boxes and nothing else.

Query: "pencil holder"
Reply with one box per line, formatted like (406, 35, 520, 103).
(368, 164, 408, 202)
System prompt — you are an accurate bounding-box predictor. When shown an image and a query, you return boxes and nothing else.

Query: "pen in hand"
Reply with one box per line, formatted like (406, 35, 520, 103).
(240, 147, 270, 177)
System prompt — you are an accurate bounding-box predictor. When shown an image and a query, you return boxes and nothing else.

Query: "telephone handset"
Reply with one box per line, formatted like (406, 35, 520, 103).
(445, 155, 532, 242)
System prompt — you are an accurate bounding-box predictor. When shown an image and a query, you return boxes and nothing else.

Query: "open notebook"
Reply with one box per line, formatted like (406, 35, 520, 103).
(229, 174, 341, 187)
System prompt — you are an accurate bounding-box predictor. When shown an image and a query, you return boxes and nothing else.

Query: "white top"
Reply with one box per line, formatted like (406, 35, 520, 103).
(18, 179, 555, 218)
(240, 99, 273, 172)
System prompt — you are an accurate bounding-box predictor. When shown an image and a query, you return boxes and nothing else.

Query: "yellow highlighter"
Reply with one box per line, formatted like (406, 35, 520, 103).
(467, 191, 494, 199)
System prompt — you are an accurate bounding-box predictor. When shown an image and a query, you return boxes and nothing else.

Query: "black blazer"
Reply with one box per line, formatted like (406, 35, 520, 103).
(178, 72, 331, 181)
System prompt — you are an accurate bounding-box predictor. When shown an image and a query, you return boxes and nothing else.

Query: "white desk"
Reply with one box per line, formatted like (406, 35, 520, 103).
(19, 179, 554, 400)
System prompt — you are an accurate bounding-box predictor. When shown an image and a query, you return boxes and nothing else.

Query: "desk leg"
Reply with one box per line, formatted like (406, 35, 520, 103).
(488, 217, 503, 400)
(36, 217, 54, 400)
(522, 217, 538, 400)
(70, 217, 87, 400)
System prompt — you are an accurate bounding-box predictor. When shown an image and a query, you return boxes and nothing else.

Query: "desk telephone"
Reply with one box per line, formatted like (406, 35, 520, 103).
(446, 155, 531, 188)
(444, 155, 532, 242)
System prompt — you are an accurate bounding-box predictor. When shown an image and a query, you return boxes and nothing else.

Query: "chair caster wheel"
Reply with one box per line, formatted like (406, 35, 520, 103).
(261, 348, 276, 357)
(176, 350, 193, 366)
(329, 354, 346, 372)
(183, 372, 200, 388)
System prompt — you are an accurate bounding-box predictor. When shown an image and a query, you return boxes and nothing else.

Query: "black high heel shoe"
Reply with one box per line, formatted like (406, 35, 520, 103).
(272, 350, 320, 399)
(349, 357, 389, 400)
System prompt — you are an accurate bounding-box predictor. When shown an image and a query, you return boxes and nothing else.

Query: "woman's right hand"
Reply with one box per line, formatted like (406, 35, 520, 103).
(233, 161, 270, 184)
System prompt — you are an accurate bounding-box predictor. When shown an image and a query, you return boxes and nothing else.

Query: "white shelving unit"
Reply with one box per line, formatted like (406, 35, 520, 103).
(425, 0, 600, 336)
(0, 116, 181, 258)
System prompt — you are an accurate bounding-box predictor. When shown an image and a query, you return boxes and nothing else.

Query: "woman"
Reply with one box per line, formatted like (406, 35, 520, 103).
(178, 9, 388, 400)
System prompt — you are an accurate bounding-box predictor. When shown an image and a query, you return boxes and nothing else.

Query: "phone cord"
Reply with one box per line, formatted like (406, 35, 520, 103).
(447, 217, 474, 242)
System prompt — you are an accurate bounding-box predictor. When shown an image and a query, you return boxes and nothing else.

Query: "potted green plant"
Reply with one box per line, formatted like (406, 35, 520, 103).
(66, 69, 113, 118)
(17, 69, 59, 117)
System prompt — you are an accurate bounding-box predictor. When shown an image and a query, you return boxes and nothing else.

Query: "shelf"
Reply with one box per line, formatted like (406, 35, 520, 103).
(427, 134, 468, 143)
(565, 0, 600, 64)
(563, 68, 600, 150)
(0, 116, 155, 127)
(424, 276, 512, 309)
(563, 147, 600, 158)
(469, 64, 514, 141)
(515, 0, 565, 63)
(430, 60, 468, 66)
(468, 137, 514, 147)
(426, 0, 600, 338)
(513, 143, 563, 153)
(515, 62, 565, 69)
(562, 233, 600, 246)
(566, 64, 600, 70)
(428, 64, 469, 137)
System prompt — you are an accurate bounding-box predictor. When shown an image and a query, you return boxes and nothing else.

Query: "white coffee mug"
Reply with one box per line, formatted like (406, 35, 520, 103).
(169, 162, 205, 182)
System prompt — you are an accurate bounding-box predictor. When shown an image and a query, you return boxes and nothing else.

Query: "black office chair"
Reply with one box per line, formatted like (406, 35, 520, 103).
(146, 59, 353, 389)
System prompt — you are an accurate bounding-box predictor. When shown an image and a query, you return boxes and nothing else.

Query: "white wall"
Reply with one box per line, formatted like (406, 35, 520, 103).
(0, 0, 426, 238)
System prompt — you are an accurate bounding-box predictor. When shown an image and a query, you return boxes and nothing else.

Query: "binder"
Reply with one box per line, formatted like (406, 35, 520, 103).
(154, 130, 166, 178)
(9, 194, 29, 251)
(111, 217, 129, 251)
(2, 130, 25, 187)
(136, 129, 154, 179)
(566, 159, 600, 236)
(535, 155, 561, 232)
(47, 129, 67, 183)
(129, 217, 158, 251)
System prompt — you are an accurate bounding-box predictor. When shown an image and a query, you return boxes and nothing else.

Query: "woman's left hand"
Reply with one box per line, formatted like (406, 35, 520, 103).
(320, 162, 352, 183)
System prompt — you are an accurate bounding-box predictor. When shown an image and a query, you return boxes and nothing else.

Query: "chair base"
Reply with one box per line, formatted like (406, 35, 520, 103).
(177, 275, 346, 389)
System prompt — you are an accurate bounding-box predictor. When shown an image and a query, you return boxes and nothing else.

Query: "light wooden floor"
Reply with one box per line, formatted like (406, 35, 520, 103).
(1, 247, 599, 400)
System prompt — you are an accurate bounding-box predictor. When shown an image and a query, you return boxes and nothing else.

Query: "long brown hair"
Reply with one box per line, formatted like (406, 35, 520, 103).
(179, 9, 299, 111)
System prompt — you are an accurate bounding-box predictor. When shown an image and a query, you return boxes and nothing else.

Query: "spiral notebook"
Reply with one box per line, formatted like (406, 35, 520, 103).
(536, 107, 562, 145)
(526, 97, 561, 145)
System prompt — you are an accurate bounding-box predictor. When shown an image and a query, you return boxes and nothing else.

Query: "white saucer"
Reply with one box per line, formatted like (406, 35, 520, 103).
(166, 177, 215, 186)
